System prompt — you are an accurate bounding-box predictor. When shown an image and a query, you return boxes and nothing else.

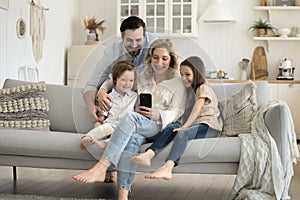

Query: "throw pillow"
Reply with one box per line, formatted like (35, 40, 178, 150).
(0, 82, 50, 130)
(220, 81, 258, 136)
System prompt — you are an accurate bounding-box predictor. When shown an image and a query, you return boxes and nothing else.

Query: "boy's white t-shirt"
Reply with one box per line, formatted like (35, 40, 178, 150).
(103, 88, 137, 128)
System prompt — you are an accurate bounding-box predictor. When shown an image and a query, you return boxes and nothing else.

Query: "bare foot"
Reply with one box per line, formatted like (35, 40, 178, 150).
(132, 153, 151, 167)
(72, 161, 108, 183)
(93, 139, 107, 149)
(131, 149, 155, 167)
(80, 136, 94, 149)
(144, 161, 174, 180)
(94, 122, 102, 128)
(118, 188, 129, 200)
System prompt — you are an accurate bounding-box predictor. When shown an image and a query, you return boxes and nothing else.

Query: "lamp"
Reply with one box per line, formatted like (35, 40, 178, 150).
(198, 0, 237, 23)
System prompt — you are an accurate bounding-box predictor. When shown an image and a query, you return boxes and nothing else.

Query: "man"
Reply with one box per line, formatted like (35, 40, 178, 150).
(84, 16, 157, 124)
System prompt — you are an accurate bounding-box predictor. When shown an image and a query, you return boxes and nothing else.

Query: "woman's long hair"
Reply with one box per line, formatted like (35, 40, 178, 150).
(144, 39, 179, 70)
(143, 39, 179, 79)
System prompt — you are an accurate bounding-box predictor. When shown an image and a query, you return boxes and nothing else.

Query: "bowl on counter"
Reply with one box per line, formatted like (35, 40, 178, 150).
(277, 28, 291, 38)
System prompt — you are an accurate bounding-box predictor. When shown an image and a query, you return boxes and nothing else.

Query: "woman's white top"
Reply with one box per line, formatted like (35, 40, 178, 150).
(137, 67, 186, 130)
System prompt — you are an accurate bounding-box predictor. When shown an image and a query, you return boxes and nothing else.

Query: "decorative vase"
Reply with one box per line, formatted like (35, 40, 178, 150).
(241, 69, 247, 80)
(87, 29, 99, 41)
(87, 32, 96, 42)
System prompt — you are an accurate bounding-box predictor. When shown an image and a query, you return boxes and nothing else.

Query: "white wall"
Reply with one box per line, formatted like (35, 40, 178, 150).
(1, 0, 300, 86)
(0, 0, 79, 86)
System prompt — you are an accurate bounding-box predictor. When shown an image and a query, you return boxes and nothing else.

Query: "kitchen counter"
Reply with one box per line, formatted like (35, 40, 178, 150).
(208, 79, 300, 84)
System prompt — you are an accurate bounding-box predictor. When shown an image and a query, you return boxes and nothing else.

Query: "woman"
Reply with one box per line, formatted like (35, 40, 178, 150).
(73, 39, 186, 200)
(137, 56, 223, 180)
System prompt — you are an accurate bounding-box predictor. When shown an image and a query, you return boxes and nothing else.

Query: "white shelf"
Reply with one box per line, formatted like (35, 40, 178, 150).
(254, 6, 300, 11)
(254, 37, 300, 41)
(253, 37, 300, 51)
(253, 6, 300, 20)
(252, 6, 300, 51)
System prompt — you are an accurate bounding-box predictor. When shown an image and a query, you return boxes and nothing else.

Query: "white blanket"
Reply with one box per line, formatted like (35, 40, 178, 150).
(230, 100, 299, 200)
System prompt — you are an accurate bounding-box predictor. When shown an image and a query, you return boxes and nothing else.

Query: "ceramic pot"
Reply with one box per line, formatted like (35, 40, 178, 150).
(257, 29, 266, 37)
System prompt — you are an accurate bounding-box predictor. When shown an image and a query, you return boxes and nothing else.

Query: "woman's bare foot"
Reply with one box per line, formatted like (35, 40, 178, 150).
(144, 160, 175, 180)
(93, 139, 107, 149)
(131, 149, 155, 167)
(72, 159, 110, 183)
(80, 136, 94, 149)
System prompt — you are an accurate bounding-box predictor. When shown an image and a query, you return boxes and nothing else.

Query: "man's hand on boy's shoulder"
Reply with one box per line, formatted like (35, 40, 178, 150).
(97, 89, 113, 112)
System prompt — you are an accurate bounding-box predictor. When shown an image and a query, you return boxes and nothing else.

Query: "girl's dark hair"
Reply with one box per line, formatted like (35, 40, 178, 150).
(120, 16, 146, 38)
(112, 61, 135, 85)
(180, 56, 206, 92)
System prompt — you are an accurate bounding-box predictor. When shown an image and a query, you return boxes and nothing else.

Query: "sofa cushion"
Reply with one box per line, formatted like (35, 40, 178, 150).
(140, 137, 241, 164)
(0, 81, 50, 130)
(0, 129, 101, 161)
(2, 79, 94, 133)
(220, 81, 258, 136)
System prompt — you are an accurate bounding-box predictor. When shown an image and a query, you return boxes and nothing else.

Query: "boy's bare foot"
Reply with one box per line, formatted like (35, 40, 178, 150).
(144, 161, 175, 180)
(72, 160, 109, 183)
(131, 149, 155, 167)
(94, 122, 102, 128)
(93, 139, 107, 149)
(80, 136, 94, 149)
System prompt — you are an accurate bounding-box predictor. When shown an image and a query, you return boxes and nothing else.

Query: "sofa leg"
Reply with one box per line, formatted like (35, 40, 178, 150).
(13, 166, 17, 181)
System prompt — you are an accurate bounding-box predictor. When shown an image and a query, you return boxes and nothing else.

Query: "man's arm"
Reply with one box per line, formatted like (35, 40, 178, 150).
(84, 91, 102, 123)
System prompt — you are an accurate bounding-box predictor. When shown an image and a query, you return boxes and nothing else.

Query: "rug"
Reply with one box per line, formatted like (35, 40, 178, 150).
(0, 194, 107, 200)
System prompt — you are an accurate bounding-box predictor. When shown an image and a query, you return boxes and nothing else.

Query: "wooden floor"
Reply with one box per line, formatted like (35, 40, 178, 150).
(0, 160, 299, 200)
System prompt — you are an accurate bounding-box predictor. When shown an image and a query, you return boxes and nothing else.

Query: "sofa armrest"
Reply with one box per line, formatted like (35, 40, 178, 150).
(264, 103, 289, 171)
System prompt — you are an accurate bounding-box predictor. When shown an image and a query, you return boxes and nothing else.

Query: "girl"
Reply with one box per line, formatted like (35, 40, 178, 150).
(133, 56, 223, 180)
(73, 39, 186, 200)
(80, 60, 137, 149)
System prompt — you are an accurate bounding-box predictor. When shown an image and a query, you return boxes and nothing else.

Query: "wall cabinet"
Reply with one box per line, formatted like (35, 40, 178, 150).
(66, 45, 106, 87)
(117, 0, 197, 37)
(269, 83, 300, 140)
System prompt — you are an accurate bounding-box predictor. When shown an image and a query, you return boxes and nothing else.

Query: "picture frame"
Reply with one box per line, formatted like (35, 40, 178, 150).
(0, 0, 9, 10)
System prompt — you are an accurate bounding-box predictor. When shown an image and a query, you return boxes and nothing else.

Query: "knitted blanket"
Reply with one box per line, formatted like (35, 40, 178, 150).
(230, 101, 299, 200)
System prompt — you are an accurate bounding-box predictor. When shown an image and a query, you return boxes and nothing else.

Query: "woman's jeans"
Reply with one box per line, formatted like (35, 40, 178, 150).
(166, 123, 210, 166)
(102, 112, 162, 191)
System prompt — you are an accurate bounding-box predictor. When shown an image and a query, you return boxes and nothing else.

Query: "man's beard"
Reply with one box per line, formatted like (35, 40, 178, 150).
(128, 48, 141, 56)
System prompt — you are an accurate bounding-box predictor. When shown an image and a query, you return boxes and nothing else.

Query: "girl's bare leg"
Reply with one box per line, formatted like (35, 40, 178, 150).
(131, 149, 155, 167)
(144, 160, 175, 180)
(72, 158, 110, 183)
(118, 189, 129, 200)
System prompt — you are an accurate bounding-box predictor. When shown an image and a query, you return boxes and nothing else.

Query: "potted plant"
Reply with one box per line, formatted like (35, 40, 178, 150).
(248, 18, 275, 36)
(83, 16, 106, 42)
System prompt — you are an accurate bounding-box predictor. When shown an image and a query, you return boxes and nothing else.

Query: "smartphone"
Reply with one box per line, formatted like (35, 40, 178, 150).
(139, 93, 152, 110)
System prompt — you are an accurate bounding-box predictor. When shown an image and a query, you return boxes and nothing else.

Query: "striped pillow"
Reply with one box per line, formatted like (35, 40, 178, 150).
(0, 82, 50, 130)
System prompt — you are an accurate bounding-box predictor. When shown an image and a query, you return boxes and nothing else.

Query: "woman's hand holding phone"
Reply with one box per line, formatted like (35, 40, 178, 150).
(138, 106, 160, 120)
(138, 93, 159, 120)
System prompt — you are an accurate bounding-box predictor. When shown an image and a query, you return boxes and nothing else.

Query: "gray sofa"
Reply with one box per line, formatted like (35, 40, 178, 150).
(0, 79, 288, 179)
